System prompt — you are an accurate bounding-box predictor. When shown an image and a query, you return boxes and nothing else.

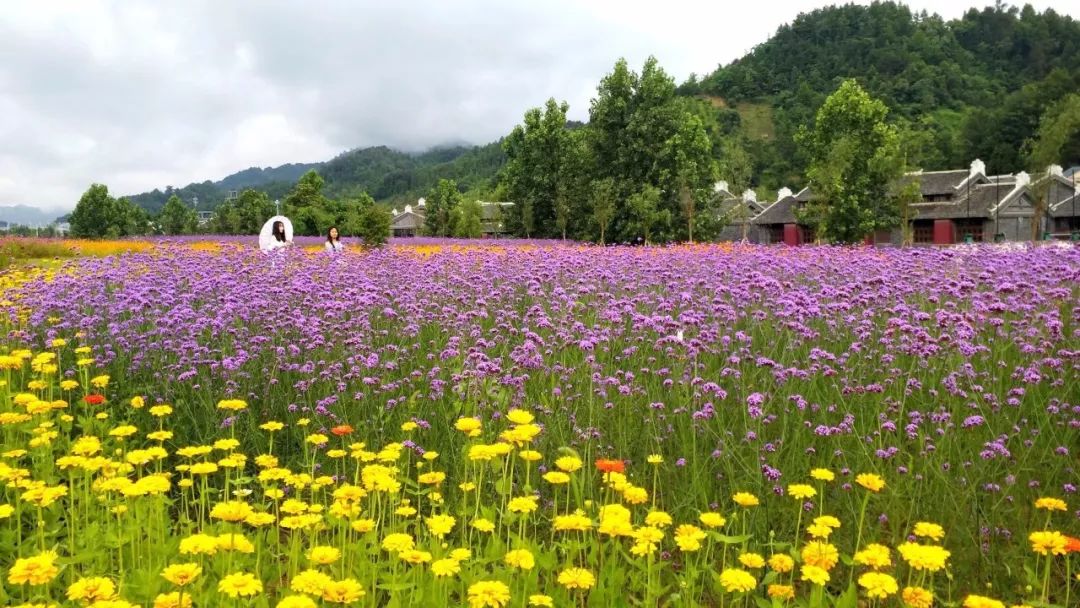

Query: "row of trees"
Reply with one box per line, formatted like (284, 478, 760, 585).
(421, 179, 487, 238)
(69, 171, 393, 245)
(499, 58, 730, 244)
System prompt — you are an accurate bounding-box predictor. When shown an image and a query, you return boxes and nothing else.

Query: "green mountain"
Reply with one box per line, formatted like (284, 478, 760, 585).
(126, 2, 1080, 214)
(126, 143, 506, 213)
(683, 1, 1080, 189)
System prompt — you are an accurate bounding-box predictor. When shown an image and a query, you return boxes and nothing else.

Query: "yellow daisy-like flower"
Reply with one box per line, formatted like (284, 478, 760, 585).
(431, 558, 461, 578)
(528, 595, 554, 607)
(467, 580, 512, 608)
(801, 541, 839, 570)
(290, 569, 332, 595)
(645, 510, 673, 528)
(901, 586, 934, 608)
(557, 567, 595, 590)
(699, 512, 726, 528)
(768, 553, 794, 573)
(471, 518, 496, 533)
(853, 543, 892, 569)
(306, 546, 341, 565)
(216, 399, 248, 411)
(161, 563, 202, 586)
(507, 495, 538, 513)
(504, 549, 535, 570)
(276, 596, 318, 608)
(719, 568, 756, 593)
(260, 421, 285, 432)
(962, 595, 1006, 608)
(1034, 497, 1067, 512)
(67, 576, 117, 603)
(155, 591, 194, 608)
(800, 564, 830, 586)
(381, 533, 415, 553)
(647, 454, 664, 464)
(543, 471, 571, 484)
(738, 552, 766, 569)
(554, 456, 583, 472)
(768, 584, 796, 600)
(321, 578, 366, 604)
(858, 572, 899, 599)
(217, 572, 262, 598)
(787, 484, 816, 500)
(1028, 530, 1068, 556)
(732, 492, 760, 507)
(913, 522, 945, 541)
(855, 473, 886, 492)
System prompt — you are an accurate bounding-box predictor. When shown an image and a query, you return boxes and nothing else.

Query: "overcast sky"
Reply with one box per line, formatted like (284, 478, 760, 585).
(2, 1, 1078, 211)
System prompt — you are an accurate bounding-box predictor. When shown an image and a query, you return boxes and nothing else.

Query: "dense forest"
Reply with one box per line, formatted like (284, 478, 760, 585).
(121, 2, 1080, 221)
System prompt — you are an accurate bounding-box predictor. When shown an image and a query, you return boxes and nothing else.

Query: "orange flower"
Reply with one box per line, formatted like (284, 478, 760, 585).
(595, 459, 625, 474)
(83, 394, 105, 405)
(1065, 536, 1080, 553)
(331, 425, 354, 437)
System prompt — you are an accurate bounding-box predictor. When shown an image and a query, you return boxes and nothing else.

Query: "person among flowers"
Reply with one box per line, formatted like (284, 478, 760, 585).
(325, 226, 345, 253)
(269, 220, 292, 250)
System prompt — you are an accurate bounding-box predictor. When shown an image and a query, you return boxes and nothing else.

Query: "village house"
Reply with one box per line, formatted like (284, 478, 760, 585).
(712, 182, 770, 242)
(748, 159, 1080, 245)
(389, 198, 515, 238)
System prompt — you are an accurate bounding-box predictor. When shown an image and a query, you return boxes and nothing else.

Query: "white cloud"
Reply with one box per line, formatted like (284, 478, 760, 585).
(1, 0, 1078, 211)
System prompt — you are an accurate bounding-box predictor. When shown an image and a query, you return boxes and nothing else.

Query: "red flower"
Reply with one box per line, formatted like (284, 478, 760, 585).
(83, 394, 105, 405)
(595, 458, 625, 474)
(1065, 536, 1080, 553)
(331, 424, 354, 437)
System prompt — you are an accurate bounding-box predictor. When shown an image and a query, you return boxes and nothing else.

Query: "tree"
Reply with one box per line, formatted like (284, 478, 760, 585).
(69, 184, 113, 238)
(661, 112, 717, 242)
(1027, 93, 1080, 239)
(796, 80, 904, 243)
(627, 185, 665, 244)
(424, 179, 463, 237)
(158, 195, 197, 235)
(591, 179, 616, 244)
(233, 189, 275, 234)
(501, 98, 582, 238)
(455, 200, 483, 238)
(356, 205, 391, 247)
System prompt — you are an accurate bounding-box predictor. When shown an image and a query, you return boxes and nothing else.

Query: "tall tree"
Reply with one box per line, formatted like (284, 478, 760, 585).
(627, 185, 665, 244)
(158, 195, 197, 235)
(283, 170, 332, 235)
(69, 184, 116, 238)
(591, 178, 616, 245)
(797, 80, 903, 243)
(455, 199, 483, 238)
(233, 189, 276, 234)
(424, 179, 463, 237)
(1028, 93, 1080, 239)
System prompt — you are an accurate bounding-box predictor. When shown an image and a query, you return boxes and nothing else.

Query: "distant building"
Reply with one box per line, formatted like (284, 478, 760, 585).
(712, 182, 771, 242)
(751, 159, 1077, 245)
(390, 204, 425, 238)
(389, 198, 515, 238)
(197, 211, 214, 226)
(477, 201, 514, 237)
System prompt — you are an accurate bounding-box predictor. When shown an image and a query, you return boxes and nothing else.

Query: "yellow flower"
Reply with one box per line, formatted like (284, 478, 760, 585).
(321, 578, 365, 604)
(719, 568, 756, 593)
(543, 471, 570, 484)
(154, 591, 193, 608)
(913, 522, 945, 541)
(425, 513, 456, 538)
(450, 548, 472, 562)
(901, 586, 934, 608)
(399, 549, 433, 565)
(732, 492, 759, 507)
(853, 543, 892, 569)
(472, 518, 496, 533)
(647, 454, 664, 464)
(806, 523, 834, 539)
(507, 495, 538, 513)
(210, 500, 253, 523)
(787, 484, 816, 500)
(528, 595, 554, 607)
(768, 553, 794, 573)
(305, 433, 328, 446)
(67, 576, 117, 603)
(161, 563, 202, 586)
(855, 473, 886, 492)
(897, 542, 950, 572)
(800, 564, 830, 586)
(518, 449, 542, 462)
(557, 567, 595, 590)
(109, 425, 138, 438)
(178, 534, 219, 556)
(60, 380, 80, 391)
(401, 421, 419, 431)
(454, 417, 482, 436)
(260, 421, 285, 432)
(813, 515, 841, 529)
(467, 580, 512, 608)
(674, 524, 707, 552)
(0, 504, 14, 519)
(276, 596, 318, 608)
(801, 541, 839, 570)
(645, 510, 673, 528)
(1034, 497, 1067, 512)
(129, 396, 144, 409)
(554, 456, 583, 472)
(622, 485, 648, 504)
(431, 558, 461, 577)
(216, 533, 256, 553)
(90, 375, 110, 388)
(504, 549, 535, 570)
(699, 512, 726, 528)
(290, 569, 332, 595)
(306, 546, 341, 565)
(859, 572, 899, 599)
(1028, 530, 1068, 556)
(506, 409, 534, 424)
(768, 584, 796, 600)
(554, 511, 593, 532)
(962, 596, 1005, 608)
(738, 552, 766, 569)
(217, 572, 262, 598)
(418, 471, 445, 485)
(216, 399, 248, 411)
(381, 533, 415, 553)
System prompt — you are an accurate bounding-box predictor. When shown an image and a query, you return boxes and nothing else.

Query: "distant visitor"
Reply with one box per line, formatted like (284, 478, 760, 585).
(325, 226, 345, 252)
(259, 216, 294, 251)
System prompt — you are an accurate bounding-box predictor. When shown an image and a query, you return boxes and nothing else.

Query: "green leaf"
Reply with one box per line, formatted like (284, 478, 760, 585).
(832, 582, 858, 608)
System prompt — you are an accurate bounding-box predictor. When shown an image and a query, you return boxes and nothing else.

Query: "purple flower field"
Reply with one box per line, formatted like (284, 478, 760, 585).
(2, 240, 1078, 604)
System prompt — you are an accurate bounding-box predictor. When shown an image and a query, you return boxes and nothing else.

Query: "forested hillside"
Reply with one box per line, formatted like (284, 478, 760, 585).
(124, 2, 1080, 215)
(683, 2, 1080, 189)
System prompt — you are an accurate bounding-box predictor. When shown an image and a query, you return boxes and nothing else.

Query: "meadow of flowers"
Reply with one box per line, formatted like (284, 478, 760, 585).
(0, 241, 1077, 607)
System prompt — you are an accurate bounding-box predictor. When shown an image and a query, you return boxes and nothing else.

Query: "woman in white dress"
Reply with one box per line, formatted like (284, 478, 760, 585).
(268, 220, 292, 250)
(325, 226, 345, 252)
